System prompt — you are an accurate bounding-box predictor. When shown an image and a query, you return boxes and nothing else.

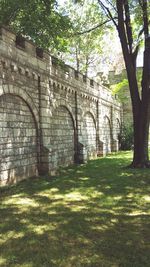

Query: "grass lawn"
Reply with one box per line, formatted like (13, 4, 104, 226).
(0, 151, 150, 267)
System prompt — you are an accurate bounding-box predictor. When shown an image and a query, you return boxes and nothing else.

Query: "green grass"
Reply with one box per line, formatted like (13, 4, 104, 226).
(0, 151, 150, 267)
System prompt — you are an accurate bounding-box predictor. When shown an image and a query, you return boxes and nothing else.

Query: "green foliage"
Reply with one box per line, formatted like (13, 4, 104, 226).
(111, 79, 129, 94)
(0, 0, 71, 50)
(111, 79, 129, 103)
(119, 124, 134, 150)
(99, 0, 146, 52)
(1, 152, 150, 266)
(111, 68, 143, 103)
(60, 0, 107, 75)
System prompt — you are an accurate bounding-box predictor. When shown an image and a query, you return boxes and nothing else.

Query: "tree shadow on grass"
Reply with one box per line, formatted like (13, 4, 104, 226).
(0, 152, 150, 267)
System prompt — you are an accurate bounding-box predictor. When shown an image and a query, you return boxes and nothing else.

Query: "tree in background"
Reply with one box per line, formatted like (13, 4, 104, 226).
(0, 0, 109, 74)
(60, 0, 108, 76)
(0, 0, 71, 50)
(0, 0, 119, 77)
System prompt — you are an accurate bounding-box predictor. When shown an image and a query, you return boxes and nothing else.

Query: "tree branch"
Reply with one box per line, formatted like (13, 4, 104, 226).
(141, 0, 149, 38)
(105, 0, 117, 13)
(124, 0, 133, 53)
(76, 18, 114, 35)
(132, 44, 140, 68)
(134, 20, 150, 55)
(116, 0, 141, 104)
(98, 0, 118, 30)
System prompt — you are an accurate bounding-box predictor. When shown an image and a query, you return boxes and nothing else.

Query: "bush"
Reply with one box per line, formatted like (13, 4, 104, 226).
(119, 124, 134, 150)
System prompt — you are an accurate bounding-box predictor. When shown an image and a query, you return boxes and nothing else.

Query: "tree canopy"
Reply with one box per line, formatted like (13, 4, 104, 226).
(60, 0, 106, 76)
(0, 0, 113, 75)
(0, 0, 71, 50)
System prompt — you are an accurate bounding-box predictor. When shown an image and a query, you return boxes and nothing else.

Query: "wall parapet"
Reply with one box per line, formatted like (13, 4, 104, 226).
(0, 26, 122, 185)
(0, 26, 119, 103)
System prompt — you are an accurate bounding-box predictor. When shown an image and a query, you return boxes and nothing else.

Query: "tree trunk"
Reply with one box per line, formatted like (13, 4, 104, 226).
(127, 45, 150, 167)
(116, 0, 150, 168)
(132, 100, 150, 167)
(132, 41, 150, 168)
(85, 55, 89, 76)
(75, 47, 80, 72)
(125, 60, 150, 168)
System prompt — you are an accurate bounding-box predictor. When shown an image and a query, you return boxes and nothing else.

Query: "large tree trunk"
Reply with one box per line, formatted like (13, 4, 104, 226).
(132, 41, 150, 167)
(124, 55, 150, 168)
(116, 0, 150, 168)
(132, 101, 150, 167)
(126, 46, 150, 167)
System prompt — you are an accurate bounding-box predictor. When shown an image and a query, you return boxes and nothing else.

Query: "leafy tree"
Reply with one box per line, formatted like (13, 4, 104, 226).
(97, 0, 150, 168)
(0, 0, 71, 50)
(111, 78, 129, 103)
(111, 68, 143, 103)
(60, 0, 107, 76)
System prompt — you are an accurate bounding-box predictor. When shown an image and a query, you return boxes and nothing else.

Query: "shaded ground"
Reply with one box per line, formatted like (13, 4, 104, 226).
(0, 151, 150, 267)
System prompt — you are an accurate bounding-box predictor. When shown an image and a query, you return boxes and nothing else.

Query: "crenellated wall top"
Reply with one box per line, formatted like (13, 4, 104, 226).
(0, 26, 120, 106)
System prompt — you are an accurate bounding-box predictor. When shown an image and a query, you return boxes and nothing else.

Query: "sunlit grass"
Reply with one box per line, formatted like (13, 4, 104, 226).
(0, 151, 150, 267)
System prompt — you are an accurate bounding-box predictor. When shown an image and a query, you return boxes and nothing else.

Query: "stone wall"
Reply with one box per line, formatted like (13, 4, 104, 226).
(0, 26, 122, 185)
(0, 94, 38, 183)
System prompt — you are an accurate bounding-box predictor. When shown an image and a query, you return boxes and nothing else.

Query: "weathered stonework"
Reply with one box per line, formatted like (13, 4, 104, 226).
(0, 27, 122, 185)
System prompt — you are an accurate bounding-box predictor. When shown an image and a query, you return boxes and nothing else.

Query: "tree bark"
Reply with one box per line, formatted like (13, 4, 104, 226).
(132, 0, 150, 167)
(75, 47, 80, 72)
(116, 0, 150, 168)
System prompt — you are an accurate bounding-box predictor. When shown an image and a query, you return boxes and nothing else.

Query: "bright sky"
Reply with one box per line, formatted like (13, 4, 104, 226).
(57, 0, 143, 72)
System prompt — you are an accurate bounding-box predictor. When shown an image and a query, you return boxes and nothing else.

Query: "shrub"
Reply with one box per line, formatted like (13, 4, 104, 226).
(119, 124, 134, 150)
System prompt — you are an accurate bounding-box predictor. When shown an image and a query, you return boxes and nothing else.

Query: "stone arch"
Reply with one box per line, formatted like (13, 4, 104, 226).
(112, 118, 121, 151)
(103, 115, 112, 155)
(52, 99, 76, 127)
(49, 104, 75, 169)
(81, 111, 97, 160)
(0, 84, 39, 125)
(82, 110, 97, 128)
(115, 118, 121, 140)
(0, 92, 39, 185)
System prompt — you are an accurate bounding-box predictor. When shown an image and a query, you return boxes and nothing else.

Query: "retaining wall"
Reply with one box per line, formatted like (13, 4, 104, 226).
(0, 27, 122, 185)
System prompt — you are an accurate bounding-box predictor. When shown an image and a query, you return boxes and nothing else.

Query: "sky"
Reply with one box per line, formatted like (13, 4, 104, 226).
(57, 0, 143, 74)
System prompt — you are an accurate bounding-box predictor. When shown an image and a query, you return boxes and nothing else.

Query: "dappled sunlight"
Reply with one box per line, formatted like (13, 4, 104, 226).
(0, 151, 150, 267)
(64, 192, 89, 201)
(78, 176, 89, 181)
(0, 257, 7, 266)
(142, 195, 150, 202)
(127, 211, 149, 216)
(119, 172, 133, 177)
(2, 197, 39, 208)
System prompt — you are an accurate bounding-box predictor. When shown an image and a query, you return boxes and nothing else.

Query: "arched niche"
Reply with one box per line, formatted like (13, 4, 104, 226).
(82, 112, 97, 160)
(49, 105, 75, 169)
(115, 118, 121, 140)
(0, 93, 38, 185)
(103, 116, 112, 155)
